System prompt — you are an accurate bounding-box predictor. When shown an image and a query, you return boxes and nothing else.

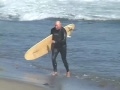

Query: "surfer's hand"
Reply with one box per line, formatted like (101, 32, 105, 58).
(52, 40, 55, 43)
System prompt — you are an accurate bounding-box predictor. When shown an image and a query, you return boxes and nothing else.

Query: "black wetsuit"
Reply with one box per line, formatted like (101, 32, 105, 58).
(51, 27, 69, 72)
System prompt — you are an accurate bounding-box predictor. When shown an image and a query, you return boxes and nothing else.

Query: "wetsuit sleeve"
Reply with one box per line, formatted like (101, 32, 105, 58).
(51, 28, 54, 41)
(51, 28, 53, 34)
(61, 28, 67, 43)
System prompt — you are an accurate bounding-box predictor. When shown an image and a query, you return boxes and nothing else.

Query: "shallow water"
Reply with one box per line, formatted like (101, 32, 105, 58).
(0, 19, 120, 90)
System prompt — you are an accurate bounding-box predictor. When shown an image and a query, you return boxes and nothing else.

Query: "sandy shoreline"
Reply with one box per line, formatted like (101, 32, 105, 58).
(0, 72, 119, 90)
(0, 77, 48, 90)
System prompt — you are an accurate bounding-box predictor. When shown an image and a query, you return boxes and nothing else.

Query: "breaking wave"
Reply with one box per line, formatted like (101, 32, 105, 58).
(0, 0, 120, 21)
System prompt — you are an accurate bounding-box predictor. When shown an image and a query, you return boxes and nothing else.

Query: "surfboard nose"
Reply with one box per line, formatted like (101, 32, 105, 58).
(65, 24, 75, 37)
(68, 24, 75, 30)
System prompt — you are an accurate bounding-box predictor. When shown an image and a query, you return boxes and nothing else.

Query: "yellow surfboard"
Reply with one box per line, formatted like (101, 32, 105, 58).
(24, 24, 75, 60)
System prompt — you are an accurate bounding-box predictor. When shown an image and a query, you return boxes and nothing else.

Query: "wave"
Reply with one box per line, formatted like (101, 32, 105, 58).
(0, 0, 120, 21)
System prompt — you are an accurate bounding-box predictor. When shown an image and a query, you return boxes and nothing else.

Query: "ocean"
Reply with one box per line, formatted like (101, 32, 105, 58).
(0, 0, 120, 90)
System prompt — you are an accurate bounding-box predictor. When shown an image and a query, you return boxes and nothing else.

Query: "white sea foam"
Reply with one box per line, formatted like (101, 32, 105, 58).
(0, 0, 120, 21)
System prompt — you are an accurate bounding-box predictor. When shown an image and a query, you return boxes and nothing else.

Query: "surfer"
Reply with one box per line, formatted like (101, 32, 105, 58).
(51, 21, 70, 77)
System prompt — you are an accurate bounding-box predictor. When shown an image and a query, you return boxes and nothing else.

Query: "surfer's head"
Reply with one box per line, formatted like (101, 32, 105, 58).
(55, 21, 62, 30)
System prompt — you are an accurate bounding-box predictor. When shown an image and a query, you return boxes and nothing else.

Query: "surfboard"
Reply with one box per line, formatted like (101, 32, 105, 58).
(24, 24, 75, 60)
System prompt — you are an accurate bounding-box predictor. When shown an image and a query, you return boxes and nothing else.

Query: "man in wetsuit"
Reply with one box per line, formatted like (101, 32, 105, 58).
(51, 21, 70, 77)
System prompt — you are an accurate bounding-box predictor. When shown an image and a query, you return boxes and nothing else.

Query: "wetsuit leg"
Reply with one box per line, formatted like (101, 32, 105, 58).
(59, 45, 69, 72)
(52, 48, 59, 72)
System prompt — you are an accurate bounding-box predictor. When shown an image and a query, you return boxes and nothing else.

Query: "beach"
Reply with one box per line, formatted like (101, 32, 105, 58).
(0, 0, 120, 90)
(0, 19, 120, 90)
(0, 78, 46, 90)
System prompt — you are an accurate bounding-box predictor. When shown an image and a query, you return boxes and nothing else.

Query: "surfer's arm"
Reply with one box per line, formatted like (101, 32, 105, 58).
(51, 28, 53, 34)
(61, 28, 67, 43)
(51, 28, 56, 43)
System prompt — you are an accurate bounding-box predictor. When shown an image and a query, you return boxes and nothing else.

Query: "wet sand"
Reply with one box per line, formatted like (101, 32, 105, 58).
(0, 72, 119, 90)
(0, 78, 47, 90)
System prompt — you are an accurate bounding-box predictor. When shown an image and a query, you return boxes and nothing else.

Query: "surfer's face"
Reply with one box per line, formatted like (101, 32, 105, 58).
(55, 21, 62, 30)
(55, 24, 59, 30)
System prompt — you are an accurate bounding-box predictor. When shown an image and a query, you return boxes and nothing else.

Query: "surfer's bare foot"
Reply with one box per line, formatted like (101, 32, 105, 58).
(66, 71, 71, 77)
(52, 72, 58, 76)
